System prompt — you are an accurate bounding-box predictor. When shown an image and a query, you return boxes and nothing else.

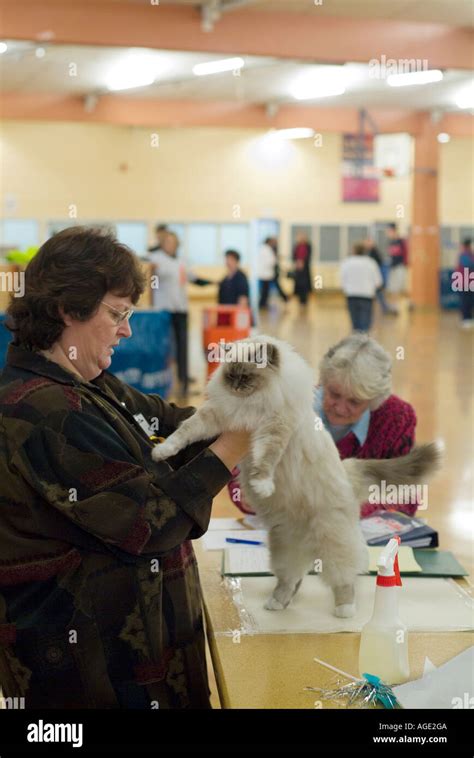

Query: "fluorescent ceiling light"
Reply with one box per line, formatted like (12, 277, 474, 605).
(271, 128, 315, 140)
(105, 53, 158, 91)
(106, 71, 155, 92)
(0, 42, 7, 54)
(291, 68, 346, 100)
(387, 70, 443, 87)
(293, 83, 345, 100)
(455, 86, 474, 109)
(437, 133, 450, 144)
(193, 57, 244, 76)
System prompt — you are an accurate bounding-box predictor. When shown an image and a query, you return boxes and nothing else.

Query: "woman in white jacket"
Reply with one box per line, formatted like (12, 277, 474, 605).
(258, 238, 277, 309)
(340, 242, 383, 331)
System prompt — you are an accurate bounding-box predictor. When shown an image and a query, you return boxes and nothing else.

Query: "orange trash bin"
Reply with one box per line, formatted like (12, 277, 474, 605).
(202, 305, 252, 377)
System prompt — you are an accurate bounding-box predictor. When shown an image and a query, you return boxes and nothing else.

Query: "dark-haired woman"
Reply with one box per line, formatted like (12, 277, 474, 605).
(0, 227, 249, 709)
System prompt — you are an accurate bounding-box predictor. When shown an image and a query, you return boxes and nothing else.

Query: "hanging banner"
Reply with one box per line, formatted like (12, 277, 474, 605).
(342, 133, 380, 202)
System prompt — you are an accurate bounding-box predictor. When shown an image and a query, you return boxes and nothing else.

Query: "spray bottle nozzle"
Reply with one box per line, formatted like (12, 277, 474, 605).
(376, 536, 402, 587)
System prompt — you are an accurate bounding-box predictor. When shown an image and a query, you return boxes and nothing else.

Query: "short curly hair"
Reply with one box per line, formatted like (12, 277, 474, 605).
(6, 226, 146, 351)
(319, 333, 392, 410)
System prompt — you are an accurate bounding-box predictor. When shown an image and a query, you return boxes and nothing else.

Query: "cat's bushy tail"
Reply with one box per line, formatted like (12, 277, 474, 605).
(342, 442, 443, 505)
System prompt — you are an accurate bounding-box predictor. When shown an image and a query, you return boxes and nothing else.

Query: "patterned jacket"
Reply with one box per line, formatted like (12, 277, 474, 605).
(0, 344, 231, 708)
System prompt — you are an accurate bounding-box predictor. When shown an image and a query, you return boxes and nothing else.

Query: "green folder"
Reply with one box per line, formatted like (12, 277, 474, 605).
(221, 547, 468, 578)
(409, 549, 469, 577)
(366, 547, 469, 577)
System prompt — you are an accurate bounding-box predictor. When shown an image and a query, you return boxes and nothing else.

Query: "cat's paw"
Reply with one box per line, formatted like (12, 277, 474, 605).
(264, 596, 286, 611)
(249, 477, 275, 498)
(334, 603, 356, 618)
(152, 442, 177, 461)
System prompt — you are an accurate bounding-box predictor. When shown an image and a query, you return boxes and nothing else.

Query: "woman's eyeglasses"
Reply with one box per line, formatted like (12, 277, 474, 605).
(100, 301, 134, 325)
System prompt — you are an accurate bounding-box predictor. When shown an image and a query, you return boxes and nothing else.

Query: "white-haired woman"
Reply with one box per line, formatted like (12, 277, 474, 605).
(229, 333, 417, 518)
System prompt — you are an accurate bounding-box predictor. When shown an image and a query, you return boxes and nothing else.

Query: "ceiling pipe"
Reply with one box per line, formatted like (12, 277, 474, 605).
(201, 0, 258, 32)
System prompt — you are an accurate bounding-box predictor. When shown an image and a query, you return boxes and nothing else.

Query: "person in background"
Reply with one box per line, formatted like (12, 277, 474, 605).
(457, 238, 474, 328)
(340, 242, 382, 332)
(363, 237, 396, 315)
(148, 223, 168, 254)
(386, 223, 409, 312)
(228, 333, 418, 521)
(268, 237, 289, 304)
(292, 231, 312, 306)
(315, 335, 418, 517)
(150, 232, 211, 397)
(218, 250, 249, 307)
(258, 237, 277, 309)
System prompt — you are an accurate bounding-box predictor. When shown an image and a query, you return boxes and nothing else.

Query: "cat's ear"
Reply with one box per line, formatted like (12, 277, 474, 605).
(265, 342, 280, 369)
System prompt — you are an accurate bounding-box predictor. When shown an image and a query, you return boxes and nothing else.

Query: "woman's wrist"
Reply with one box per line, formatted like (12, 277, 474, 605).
(209, 432, 250, 472)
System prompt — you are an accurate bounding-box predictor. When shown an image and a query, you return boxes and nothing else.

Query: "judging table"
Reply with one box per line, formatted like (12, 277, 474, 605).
(194, 540, 474, 709)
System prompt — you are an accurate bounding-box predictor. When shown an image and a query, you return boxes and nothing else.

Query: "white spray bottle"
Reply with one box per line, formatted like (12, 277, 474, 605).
(358, 536, 410, 685)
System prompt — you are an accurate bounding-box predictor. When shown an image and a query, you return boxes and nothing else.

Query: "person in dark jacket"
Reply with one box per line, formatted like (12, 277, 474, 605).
(148, 222, 168, 254)
(385, 223, 410, 312)
(267, 237, 288, 304)
(292, 232, 312, 305)
(0, 226, 249, 709)
(218, 250, 249, 307)
(456, 238, 474, 328)
(363, 237, 396, 315)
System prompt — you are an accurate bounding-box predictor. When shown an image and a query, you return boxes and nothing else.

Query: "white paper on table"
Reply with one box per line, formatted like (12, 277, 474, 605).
(208, 518, 248, 531)
(220, 545, 420, 574)
(224, 545, 271, 573)
(393, 646, 474, 709)
(202, 530, 268, 551)
(231, 576, 474, 634)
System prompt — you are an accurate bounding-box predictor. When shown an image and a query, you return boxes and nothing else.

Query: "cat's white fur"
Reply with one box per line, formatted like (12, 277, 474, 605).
(153, 335, 440, 615)
(152, 335, 368, 617)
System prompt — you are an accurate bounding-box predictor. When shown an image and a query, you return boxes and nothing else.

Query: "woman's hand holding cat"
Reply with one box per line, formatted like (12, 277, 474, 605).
(209, 431, 251, 473)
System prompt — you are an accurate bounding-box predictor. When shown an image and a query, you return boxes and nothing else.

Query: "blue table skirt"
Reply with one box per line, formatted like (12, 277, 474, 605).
(0, 310, 173, 398)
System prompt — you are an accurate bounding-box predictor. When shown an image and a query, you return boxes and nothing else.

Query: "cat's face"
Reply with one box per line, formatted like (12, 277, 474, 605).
(221, 342, 280, 397)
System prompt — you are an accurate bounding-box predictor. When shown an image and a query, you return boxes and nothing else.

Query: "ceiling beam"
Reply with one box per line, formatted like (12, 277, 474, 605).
(0, 0, 472, 69)
(1, 92, 472, 136)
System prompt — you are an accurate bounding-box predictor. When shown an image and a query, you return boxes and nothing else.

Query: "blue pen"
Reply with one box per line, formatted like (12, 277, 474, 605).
(225, 537, 264, 546)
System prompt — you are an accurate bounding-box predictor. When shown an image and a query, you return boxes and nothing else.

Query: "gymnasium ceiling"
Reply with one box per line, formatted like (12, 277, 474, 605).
(0, 0, 472, 127)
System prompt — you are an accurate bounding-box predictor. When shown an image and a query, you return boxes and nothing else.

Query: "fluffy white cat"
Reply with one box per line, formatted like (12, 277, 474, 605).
(152, 335, 440, 617)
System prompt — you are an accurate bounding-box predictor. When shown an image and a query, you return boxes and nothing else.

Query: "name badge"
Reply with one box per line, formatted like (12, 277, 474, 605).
(133, 413, 156, 438)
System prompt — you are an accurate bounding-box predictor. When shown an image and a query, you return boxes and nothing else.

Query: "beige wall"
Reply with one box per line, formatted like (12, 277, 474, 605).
(0, 121, 471, 261)
(439, 136, 474, 225)
(0, 121, 411, 225)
